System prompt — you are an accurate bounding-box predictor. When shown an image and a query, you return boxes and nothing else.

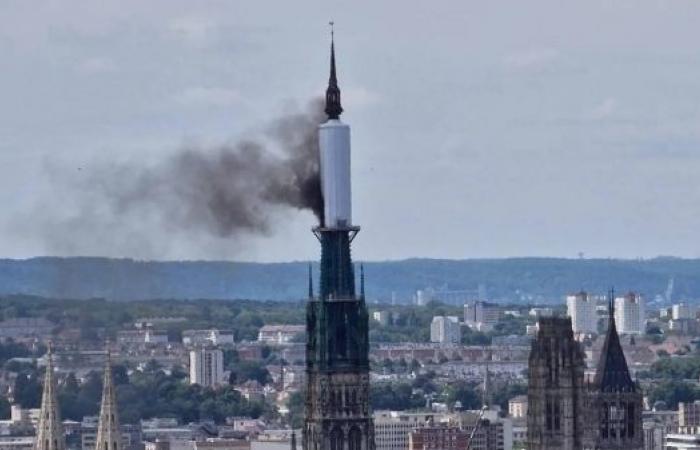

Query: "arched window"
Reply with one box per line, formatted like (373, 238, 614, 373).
(330, 427, 343, 450)
(349, 427, 362, 450)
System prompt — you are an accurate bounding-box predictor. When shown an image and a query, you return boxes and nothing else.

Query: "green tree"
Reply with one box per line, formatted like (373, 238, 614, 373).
(648, 380, 699, 409)
(228, 361, 271, 385)
(444, 381, 481, 410)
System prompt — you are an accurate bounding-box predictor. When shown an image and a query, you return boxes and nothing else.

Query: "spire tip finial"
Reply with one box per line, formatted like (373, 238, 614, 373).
(324, 22, 343, 120)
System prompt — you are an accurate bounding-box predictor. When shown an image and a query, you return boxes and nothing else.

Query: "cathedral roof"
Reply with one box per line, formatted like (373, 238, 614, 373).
(594, 293, 636, 392)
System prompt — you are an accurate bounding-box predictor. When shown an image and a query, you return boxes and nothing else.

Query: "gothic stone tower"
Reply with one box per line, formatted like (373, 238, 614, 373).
(584, 295, 643, 450)
(35, 347, 66, 450)
(303, 32, 375, 450)
(96, 349, 122, 450)
(527, 317, 586, 450)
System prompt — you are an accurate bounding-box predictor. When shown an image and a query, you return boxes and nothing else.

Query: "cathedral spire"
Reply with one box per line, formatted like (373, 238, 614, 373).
(324, 21, 343, 120)
(34, 344, 66, 450)
(609, 287, 615, 325)
(96, 345, 121, 450)
(594, 288, 635, 392)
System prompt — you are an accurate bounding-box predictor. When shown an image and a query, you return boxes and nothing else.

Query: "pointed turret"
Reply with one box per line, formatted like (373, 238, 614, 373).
(308, 264, 314, 298)
(34, 345, 66, 450)
(95, 347, 121, 450)
(594, 289, 635, 392)
(324, 24, 343, 120)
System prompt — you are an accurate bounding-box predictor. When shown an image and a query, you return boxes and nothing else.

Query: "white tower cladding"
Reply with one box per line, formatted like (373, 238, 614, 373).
(319, 120, 351, 228)
(318, 33, 352, 229)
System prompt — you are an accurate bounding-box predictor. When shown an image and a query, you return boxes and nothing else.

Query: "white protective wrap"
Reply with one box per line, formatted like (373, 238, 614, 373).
(319, 119, 352, 228)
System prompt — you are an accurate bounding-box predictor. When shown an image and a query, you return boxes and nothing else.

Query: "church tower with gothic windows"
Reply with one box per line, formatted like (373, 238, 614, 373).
(527, 293, 643, 450)
(302, 30, 375, 450)
(584, 293, 643, 450)
(526, 317, 586, 450)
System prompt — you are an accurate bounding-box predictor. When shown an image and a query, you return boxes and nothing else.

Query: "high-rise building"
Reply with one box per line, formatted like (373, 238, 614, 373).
(303, 32, 375, 450)
(430, 316, 461, 344)
(566, 292, 597, 334)
(464, 301, 502, 332)
(34, 346, 66, 450)
(584, 294, 643, 450)
(615, 292, 646, 335)
(672, 303, 695, 320)
(189, 348, 225, 387)
(95, 350, 122, 450)
(373, 411, 443, 450)
(526, 317, 586, 450)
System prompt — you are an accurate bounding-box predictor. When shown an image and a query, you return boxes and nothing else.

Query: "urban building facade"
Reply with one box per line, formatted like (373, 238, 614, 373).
(642, 422, 664, 450)
(373, 411, 442, 450)
(189, 348, 225, 388)
(459, 410, 512, 450)
(508, 396, 527, 419)
(614, 293, 645, 335)
(666, 433, 700, 450)
(566, 292, 597, 334)
(430, 316, 461, 344)
(672, 303, 695, 320)
(182, 330, 234, 347)
(464, 301, 502, 332)
(408, 425, 468, 450)
(258, 325, 306, 345)
(679, 401, 700, 433)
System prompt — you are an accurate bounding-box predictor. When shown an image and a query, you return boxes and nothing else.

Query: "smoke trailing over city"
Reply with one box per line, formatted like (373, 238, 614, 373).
(88, 98, 325, 240)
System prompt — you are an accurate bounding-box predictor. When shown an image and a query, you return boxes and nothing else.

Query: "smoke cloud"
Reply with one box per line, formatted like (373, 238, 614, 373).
(89, 98, 325, 241)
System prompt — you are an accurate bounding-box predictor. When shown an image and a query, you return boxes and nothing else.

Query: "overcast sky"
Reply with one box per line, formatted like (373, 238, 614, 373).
(1, 0, 700, 262)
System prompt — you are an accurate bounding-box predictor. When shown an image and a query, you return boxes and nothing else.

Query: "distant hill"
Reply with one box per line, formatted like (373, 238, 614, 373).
(0, 257, 696, 303)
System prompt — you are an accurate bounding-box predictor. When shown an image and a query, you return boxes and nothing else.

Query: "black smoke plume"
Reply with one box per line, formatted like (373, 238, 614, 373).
(90, 99, 325, 239)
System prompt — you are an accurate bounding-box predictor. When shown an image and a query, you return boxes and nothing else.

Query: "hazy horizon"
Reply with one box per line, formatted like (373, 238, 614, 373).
(2, 1, 700, 262)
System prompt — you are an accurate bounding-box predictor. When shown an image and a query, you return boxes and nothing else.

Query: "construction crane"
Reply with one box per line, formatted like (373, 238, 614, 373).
(465, 404, 488, 450)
